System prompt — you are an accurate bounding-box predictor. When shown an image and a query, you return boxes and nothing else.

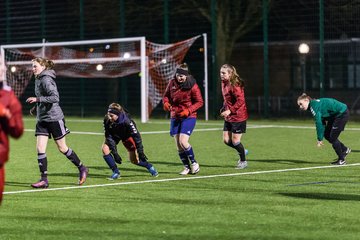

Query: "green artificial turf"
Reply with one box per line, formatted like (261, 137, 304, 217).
(1, 118, 360, 240)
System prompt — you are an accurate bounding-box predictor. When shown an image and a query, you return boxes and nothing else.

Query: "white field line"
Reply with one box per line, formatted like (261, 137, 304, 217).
(5, 163, 360, 195)
(23, 124, 360, 136)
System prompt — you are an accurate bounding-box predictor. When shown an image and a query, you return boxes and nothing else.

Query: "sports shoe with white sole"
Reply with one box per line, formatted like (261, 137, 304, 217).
(107, 172, 120, 180)
(191, 162, 200, 174)
(148, 166, 159, 177)
(236, 160, 248, 169)
(331, 159, 346, 165)
(179, 167, 190, 175)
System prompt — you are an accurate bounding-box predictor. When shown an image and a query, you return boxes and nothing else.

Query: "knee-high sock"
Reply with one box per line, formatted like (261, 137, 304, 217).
(233, 142, 246, 162)
(136, 160, 152, 169)
(103, 154, 119, 173)
(225, 141, 235, 149)
(63, 148, 83, 169)
(184, 145, 196, 164)
(37, 153, 48, 179)
(179, 150, 190, 168)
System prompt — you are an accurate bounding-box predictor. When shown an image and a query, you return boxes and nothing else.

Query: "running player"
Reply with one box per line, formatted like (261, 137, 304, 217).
(162, 63, 204, 175)
(26, 57, 88, 188)
(220, 64, 249, 169)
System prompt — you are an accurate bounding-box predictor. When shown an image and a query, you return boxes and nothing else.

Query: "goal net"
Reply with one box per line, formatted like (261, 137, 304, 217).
(1, 35, 205, 122)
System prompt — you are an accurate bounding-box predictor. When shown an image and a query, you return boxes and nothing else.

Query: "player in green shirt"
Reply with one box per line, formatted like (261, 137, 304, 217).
(297, 93, 351, 165)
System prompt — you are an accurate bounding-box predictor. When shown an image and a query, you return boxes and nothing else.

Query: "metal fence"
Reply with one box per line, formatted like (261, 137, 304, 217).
(1, 0, 359, 119)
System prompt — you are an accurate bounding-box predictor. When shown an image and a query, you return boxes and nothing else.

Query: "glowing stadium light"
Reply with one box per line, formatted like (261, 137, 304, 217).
(10, 66, 17, 73)
(298, 43, 310, 54)
(298, 43, 310, 93)
(123, 52, 131, 59)
(96, 64, 103, 71)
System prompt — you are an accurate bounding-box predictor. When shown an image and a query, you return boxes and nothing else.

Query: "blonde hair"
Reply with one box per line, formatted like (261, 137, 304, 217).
(221, 64, 244, 87)
(297, 93, 312, 102)
(108, 102, 123, 112)
(32, 57, 54, 70)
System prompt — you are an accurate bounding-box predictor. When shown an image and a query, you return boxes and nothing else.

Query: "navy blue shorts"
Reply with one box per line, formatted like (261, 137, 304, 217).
(223, 120, 247, 134)
(35, 119, 70, 140)
(170, 117, 196, 137)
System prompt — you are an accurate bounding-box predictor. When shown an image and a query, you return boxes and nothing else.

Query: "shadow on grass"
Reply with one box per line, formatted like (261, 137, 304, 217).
(350, 149, 360, 153)
(249, 159, 324, 164)
(279, 192, 360, 201)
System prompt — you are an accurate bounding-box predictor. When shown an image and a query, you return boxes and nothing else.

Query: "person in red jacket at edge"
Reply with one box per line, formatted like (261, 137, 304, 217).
(0, 65, 24, 205)
(220, 64, 249, 169)
(163, 63, 204, 175)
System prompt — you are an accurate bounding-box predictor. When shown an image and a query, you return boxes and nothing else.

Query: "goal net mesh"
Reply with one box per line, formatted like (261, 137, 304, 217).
(2, 35, 200, 116)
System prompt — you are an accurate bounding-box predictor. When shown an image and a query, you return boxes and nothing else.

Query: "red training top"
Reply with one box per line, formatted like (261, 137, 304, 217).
(0, 85, 24, 165)
(163, 77, 203, 119)
(221, 79, 248, 122)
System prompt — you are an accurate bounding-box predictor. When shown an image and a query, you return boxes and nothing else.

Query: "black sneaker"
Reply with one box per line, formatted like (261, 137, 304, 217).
(331, 159, 346, 165)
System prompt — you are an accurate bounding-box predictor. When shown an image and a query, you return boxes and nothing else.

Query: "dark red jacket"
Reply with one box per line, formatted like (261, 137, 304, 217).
(163, 77, 203, 119)
(0, 84, 24, 166)
(221, 79, 248, 122)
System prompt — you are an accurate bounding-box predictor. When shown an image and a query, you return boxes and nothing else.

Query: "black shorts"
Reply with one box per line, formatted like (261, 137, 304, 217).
(223, 120, 247, 134)
(35, 119, 70, 140)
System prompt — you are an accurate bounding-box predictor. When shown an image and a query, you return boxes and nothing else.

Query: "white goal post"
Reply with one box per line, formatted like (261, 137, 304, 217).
(1, 35, 208, 122)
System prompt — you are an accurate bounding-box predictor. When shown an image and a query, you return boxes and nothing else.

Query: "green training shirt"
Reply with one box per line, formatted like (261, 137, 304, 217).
(309, 98, 347, 141)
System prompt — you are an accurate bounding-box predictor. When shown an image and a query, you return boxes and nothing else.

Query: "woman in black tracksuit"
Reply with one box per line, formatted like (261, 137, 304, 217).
(102, 102, 158, 179)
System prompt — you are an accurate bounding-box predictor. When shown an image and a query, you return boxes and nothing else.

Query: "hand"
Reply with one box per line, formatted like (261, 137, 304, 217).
(112, 152, 122, 164)
(30, 106, 36, 116)
(178, 109, 190, 118)
(317, 141, 324, 147)
(0, 103, 11, 119)
(26, 97, 37, 104)
(220, 109, 231, 118)
(163, 102, 172, 112)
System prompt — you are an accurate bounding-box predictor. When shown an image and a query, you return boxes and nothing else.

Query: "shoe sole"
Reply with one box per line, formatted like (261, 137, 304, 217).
(31, 184, 49, 189)
(191, 169, 200, 174)
(331, 161, 346, 165)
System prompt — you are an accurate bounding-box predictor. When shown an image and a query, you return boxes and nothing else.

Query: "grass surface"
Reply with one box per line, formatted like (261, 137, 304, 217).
(1, 118, 360, 240)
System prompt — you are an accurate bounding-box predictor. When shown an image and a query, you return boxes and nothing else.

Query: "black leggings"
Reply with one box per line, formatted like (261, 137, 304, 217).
(324, 109, 349, 158)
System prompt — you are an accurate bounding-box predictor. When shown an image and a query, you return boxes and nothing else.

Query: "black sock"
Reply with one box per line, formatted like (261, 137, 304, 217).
(137, 160, 152, 169)
(225, 141, 235, 149)
(37, 153, 48, 179)
(64, 148, 83, 168)
(233, 142, 246, 162)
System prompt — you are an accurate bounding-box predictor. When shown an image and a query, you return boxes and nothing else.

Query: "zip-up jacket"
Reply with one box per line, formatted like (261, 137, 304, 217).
(309, 98, 347, 141)
(0, 84, 24, 165)
(103, 112, 144, 154)
(221, 79, 248, 122)
(163, 76, 203, 119)
(34, 69, 64, 122)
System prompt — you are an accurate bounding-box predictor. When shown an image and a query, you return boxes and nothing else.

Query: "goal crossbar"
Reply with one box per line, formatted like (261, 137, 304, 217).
(1, 35, 208, 122)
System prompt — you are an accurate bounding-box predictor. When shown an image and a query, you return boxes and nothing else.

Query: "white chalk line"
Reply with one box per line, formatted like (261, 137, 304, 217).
(23, 124, 360, 136)
(5, 163, 360, 195)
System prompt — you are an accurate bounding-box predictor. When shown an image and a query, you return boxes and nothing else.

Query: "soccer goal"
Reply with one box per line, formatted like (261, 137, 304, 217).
(0, 35, 208, 122)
